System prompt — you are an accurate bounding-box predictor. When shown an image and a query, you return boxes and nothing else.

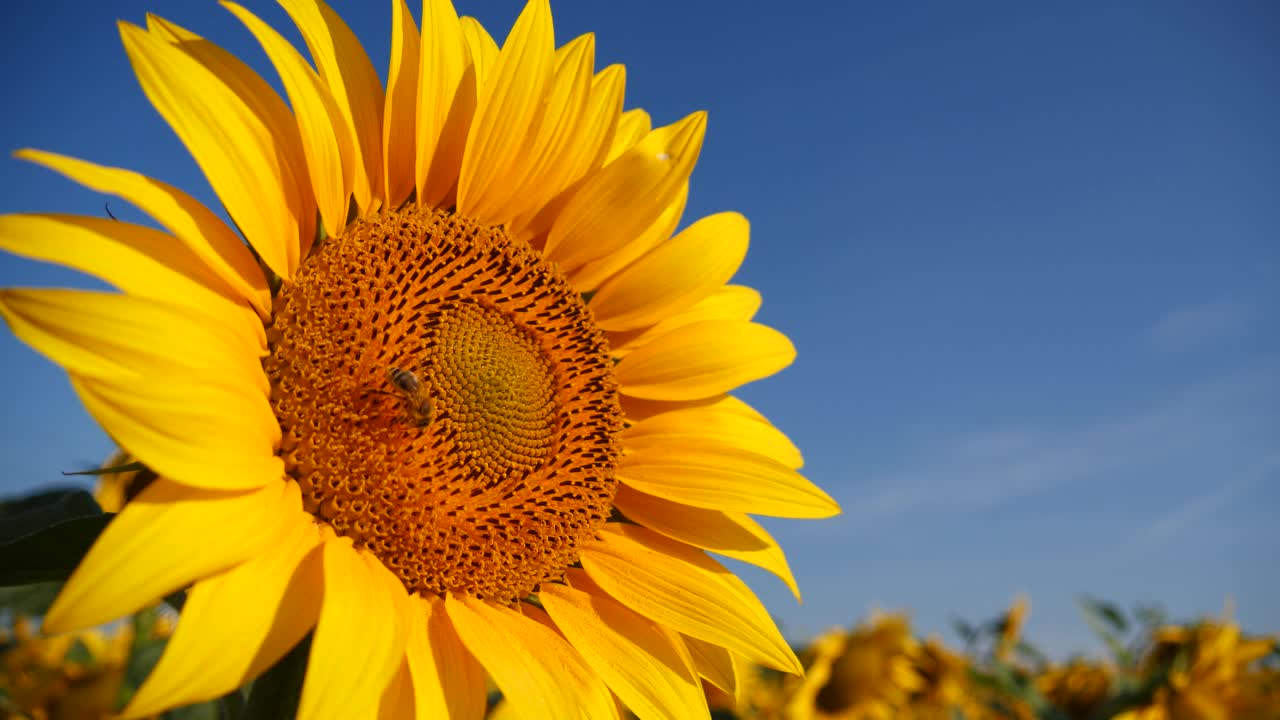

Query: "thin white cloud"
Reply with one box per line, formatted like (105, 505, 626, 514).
(1128, 472, 1260, 551)
(839, 365, 1278, 524)
(1146, 300, 1253, 351)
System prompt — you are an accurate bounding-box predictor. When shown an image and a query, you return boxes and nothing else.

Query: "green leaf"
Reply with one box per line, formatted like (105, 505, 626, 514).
(0, 581, 63, 616)
(1079, 596, 1128, 633)
(0, 488, 101, 543)
(952, 618, 978, 645)
(1134, 604, 1167, 629)
(1078, 596, 1133, 667)
(65, 637, 96, 665)
(0, 514, 113, 586)
(240, 634, 311, 720)
(1015, 639, 1050, 669)
(216, 690, 246, 720)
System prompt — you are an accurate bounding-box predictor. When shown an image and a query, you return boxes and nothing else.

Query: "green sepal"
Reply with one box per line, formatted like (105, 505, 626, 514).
(61, 461, 146, 477)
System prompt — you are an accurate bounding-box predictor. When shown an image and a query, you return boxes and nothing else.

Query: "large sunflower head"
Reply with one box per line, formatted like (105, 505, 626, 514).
(0, 1, 840, 718)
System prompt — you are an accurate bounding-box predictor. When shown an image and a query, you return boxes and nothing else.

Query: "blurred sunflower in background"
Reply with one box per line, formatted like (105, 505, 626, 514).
(911, 637, 986, 720)
(1117, 616, 1278, 720)
(0, 0, 839, 717)
(783, 614, 922, 720)
(1036, 659, 1111, 720)
(995, 594, 1030, 664)
(0, 612, 173, 720)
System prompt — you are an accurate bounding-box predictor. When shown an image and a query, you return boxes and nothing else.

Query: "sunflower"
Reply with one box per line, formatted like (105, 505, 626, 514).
(1116, 619, 1277, 720)
(1036, 659, 1111, 720)
(0, 612, 171, 720)
(910, 637, 984, 720)
(783, 615, 923, 720)
(995, 594, 1029, 664)
(0, 0, 839, 718)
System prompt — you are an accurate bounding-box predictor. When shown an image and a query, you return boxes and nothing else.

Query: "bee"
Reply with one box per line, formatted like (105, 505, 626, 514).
(386, 366, 435, 428)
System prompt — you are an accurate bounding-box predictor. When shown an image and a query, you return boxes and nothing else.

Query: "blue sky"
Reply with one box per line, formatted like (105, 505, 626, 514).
(1, 1, 1276, 658)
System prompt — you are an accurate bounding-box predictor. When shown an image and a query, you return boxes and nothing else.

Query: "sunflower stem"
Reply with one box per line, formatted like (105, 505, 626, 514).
(239, 634, 311, 720)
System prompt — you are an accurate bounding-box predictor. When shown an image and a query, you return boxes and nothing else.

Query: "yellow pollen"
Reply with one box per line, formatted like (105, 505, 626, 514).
(263, 207, 621, 602)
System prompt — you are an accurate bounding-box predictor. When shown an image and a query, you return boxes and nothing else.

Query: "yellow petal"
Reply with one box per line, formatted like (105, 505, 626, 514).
(681, 635, 736, 696)
(278, 0, 385, 211)
(508, 63, 628, 247)
(71, 374, 282, 492)
(495, 34, 594, 224)
(521, 603, 623, 719)
(144, 13, 316, 262)
(616, 320, 794, 401)
(445, 594, 615, 720)
(369, 661, 415, 720)
(14, 150, 271, 319)
(0, 214, 265, 348)
(618, 441, 837, 519)
(0, 290, 281, 491)
(613, 484, 800, 601)
(624, 403, 802, 470)
(541, 581, 709, 720)
(621, 392, 768, 425)
(566, 181, 687, 292)
(581, 524, 802, 674)
(299, 539, 409, 720)
(415, 0, 472, 207)
(591, 212, 749, 331)
(122, 510, 322, 718)
(458, 16, 500, 89)
(44, 480, 297, 634)
(120, 21, 306, 279)
(606, 109, 652, 164)
(405, 595, 487, 720)
(728, 652, 758, 710)
(545, 112, 705, 274)
(608, 285, 761, 359)
(0, 289, 264, 392)
(581, 66, 628, 174)
(225, 1, 353, 240)
(383, 0, 420, 208)
(456, 0, 555, 225)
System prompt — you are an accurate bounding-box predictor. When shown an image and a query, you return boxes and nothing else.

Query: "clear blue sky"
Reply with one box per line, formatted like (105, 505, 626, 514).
(1, 1, 1276, 657)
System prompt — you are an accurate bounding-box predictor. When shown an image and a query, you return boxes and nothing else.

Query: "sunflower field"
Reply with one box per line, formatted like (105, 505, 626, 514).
(3, 468, 1278, 718)
(4, 537, 1277, 720)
